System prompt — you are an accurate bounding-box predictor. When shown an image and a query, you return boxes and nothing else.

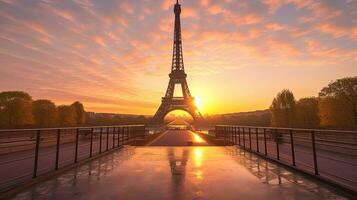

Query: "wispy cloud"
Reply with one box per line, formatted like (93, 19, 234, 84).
(0, 0, 356, 114)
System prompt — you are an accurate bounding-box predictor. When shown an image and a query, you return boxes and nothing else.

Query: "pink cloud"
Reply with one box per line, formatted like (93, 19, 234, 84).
(264, 23, 286, 31)
(318, 24, 355, 39)
(200, 0, 209, 6)
(224, 12, 263, 25)
(263, 0, 314, 14)
(208, 4, 224, 15)
(93, 36, 106, 47)
(266, 38, 299, 55)
(182, 7, 199, 19)
(160, 0, 172, 10)
(48, 6, 75, 22)
(119, 2, 134, 14)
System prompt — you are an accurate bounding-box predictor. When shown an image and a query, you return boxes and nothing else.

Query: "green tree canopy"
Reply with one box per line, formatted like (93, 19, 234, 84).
(0, 91, 33, 127)
(71, 101, 85, 125)
(32, 99, 57, 127)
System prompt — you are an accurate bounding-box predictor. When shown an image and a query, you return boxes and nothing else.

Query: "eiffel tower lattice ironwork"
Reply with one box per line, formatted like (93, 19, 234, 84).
(152, 0, 202, 124)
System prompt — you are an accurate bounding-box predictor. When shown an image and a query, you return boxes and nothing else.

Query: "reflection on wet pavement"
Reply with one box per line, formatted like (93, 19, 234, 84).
(11, 146, 351, 200)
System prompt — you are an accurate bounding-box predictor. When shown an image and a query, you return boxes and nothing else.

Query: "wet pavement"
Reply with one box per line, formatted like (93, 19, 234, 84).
(148, 130, 209, 146)
(10, 146, 352, 200)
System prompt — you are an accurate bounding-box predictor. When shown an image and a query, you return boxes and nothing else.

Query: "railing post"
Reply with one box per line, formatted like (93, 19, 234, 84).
(75, 128, 79, 163)
(112, 127, 115, 148)
(276, 129, 280, 160)
(117, 127, 120, 147)
(263, 128, 267, 156)
(229, 126, 233, 145)
(228, 126, 233, 145)
(224, 127, 227, 145)
(124, 127, 126, 144)
(238, 127, 241, 146)
(256, 128, 259, 153)
(90, 128, 93, 158)
(290, 129, 295, 166)
(120, 127, 125, 146)
(234, 127, 237, 145)
(99, 127, 103, 153)
(231, 127, 234, 144)
(106, 127, 109, 151)
(127, 127, 130, 144)
(33, 130, 41, 178)
(124, 126, 126, 143)
(242, 128, 245, 148)
(248, 127, 252, 150)
(112, 127, 115, 149)
(55, 129, 61, 170)
(311, 130, 319, 175)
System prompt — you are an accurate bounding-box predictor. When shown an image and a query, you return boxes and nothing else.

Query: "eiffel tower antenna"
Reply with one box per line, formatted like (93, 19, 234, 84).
(152, 1, 203, 124)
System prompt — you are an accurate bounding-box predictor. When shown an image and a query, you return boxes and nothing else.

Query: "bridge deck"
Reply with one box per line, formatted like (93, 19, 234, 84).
(10, 146, 350, 199)
(148, 130, 209, 146)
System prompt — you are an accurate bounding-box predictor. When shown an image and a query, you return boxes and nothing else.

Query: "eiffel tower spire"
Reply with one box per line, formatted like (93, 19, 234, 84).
(172, 0, 184, 72)
(152, 1, 202, 124)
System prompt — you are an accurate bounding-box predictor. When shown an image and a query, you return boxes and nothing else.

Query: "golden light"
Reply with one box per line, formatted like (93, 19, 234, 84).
(194, 96, 203, 110)
(194, 148, 203, 158)
(193, 133, 204, 143)
(194, 170, 203, 180)
(194, 148, 203, 168)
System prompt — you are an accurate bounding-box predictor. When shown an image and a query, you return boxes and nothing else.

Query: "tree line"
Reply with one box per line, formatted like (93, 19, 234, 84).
(1, 76, 355, 130)
(85, 112, 149, 126)
(196, 111, 271, 127)
(0, 91, 85, 128)
(271, 77, 357, 130)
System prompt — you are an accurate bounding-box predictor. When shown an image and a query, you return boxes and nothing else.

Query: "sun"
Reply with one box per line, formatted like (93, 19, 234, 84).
(194, 96, 203, 110)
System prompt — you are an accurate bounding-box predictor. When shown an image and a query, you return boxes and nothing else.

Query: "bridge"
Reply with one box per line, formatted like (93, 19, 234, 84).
(0, 125, 356, 199)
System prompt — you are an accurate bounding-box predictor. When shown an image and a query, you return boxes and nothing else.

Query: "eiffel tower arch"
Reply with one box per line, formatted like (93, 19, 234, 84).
(152, 0, 202, 124)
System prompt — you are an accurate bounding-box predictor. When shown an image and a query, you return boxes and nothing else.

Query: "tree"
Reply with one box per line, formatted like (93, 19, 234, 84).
(32, 99, 57, 127)
(57, 105, 77, 127)
(71, 101, 85, 125)
(319, 97, 355, 129)
(319, 77, 357, 129)
(0, 91, 33, 127)
(296, 97, 319, 128)
(270, 89, 296, 127)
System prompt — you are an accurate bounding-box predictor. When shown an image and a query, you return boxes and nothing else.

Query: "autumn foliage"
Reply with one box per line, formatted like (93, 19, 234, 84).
(0, 91, 85, 128)
(271, 77, 357, 130)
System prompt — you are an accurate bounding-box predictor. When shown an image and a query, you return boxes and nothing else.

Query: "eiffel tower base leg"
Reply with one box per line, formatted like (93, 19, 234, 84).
(152, 98, 202, 124)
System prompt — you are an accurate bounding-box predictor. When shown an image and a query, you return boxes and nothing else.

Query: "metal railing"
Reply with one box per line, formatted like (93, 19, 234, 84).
(0, 125, 146, 192)
(215, 125, 357, 194)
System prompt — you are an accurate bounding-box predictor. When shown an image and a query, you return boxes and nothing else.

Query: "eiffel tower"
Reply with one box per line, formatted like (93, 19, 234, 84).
(152, 0, 202, 124)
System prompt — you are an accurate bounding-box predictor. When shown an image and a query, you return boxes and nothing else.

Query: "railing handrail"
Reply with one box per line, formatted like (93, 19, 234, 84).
(214, 125, 357, 195)
(0, 125, 145, 133)
(0, 124, 147, 194)
(215, 125, 357, 134)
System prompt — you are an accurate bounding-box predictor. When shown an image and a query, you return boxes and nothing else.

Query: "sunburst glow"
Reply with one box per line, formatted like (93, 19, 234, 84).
(193, 133, 204, 143)
(194, 96, 203, 110)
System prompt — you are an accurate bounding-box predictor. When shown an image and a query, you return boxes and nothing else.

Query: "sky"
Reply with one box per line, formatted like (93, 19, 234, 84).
(0, 0, 356, 115)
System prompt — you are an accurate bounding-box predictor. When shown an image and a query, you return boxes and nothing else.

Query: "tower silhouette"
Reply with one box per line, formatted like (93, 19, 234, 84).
(152, 0, 202, 124)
